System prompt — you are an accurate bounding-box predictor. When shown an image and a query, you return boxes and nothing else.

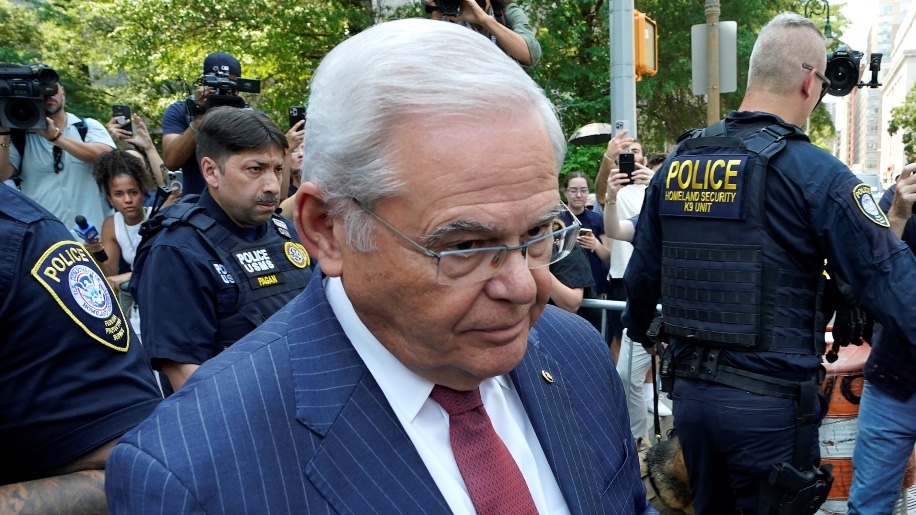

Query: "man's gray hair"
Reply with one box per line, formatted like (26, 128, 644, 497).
(304, 18, 565, 251)
(747, 12, 827, 95)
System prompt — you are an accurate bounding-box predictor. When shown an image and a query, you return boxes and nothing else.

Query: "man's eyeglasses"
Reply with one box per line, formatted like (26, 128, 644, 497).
(353, 199, 581, 286)
(565, 187, 589, 197)
(53, 146, 63, 173)
(802, 63, 831, 104)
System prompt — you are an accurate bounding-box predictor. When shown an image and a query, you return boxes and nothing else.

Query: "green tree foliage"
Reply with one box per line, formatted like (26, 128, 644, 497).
(888, 83, 916, 163)
(0, 0, 846, 165)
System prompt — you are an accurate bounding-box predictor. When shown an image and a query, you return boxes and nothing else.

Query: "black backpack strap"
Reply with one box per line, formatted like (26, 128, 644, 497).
(74, 116, 88, 142)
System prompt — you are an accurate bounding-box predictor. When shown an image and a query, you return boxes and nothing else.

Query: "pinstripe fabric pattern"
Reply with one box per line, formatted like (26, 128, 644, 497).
(106, 271, 654, 514)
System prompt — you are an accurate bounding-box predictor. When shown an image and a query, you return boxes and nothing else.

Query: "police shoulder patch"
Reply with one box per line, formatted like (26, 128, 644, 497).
(272, 217, 292, 239)
(30, 241, 131, 352)
(852, 183, 890, 227)
(285, 241, 310, 269)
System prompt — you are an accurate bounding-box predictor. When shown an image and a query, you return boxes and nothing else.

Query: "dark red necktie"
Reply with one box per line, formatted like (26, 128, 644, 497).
(430, 384, 538, 515)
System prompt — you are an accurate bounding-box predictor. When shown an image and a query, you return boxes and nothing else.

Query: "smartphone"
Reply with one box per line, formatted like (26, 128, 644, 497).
(167, 170, 183, 191)
(619, 152, 635, 184)
(112, 104, 132, 134)
(579, 228, 593, 236)
(614, 119, 631, 137)
(289, 106, 305, 130)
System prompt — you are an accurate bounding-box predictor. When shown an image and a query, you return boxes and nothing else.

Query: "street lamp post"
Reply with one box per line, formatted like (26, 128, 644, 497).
(804, 0, 835, 39)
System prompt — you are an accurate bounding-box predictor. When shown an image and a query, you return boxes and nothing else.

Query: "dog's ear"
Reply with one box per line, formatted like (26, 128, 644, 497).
(645, 437, 695, 514)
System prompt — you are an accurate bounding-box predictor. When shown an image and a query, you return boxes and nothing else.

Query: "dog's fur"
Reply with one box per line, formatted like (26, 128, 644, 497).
(639, 436, 695, 515)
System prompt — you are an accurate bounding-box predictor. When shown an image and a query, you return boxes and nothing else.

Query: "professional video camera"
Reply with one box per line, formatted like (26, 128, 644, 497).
(825, 45, 882, 97)
(184, 71, 261, 120)
(426, 0, 486, 17)
(0, 63, 59, 130)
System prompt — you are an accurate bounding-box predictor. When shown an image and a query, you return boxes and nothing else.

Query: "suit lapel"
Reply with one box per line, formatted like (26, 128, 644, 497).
(288, 272, 450, 514)
(510, 326, 606, 515)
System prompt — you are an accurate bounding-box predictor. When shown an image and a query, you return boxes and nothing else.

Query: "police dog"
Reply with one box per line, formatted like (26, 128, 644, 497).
(639, 436, 695, 515)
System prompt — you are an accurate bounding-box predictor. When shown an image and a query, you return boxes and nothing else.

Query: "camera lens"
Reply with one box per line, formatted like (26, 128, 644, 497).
(4, 98, 42, 129)
(825, 59, 859, 97)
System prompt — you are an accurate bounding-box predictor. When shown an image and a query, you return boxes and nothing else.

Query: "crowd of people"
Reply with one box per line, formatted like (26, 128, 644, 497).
(2, 6, 916, 515)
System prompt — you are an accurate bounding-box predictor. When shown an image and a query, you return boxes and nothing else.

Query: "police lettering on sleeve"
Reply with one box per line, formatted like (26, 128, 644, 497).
(0, 187, 160, 483)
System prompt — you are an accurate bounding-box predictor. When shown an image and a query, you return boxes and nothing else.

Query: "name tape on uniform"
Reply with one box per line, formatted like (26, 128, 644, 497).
(661, 154, 748, 219)
(30, 241, 131, 352)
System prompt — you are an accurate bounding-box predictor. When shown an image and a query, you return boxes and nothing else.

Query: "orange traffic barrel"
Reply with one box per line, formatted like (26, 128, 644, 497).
(818, 336, 915, 513)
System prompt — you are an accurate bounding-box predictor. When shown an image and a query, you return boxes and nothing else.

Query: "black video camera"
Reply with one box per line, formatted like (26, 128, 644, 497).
(427, 0, 486, 17)
(0, 63, 59, 130)
(186, 71, 261, 116)
(825, 45, 883, 97)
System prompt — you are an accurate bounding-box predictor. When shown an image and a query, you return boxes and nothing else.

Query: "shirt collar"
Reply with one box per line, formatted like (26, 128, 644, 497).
(324, 276, 513, 419)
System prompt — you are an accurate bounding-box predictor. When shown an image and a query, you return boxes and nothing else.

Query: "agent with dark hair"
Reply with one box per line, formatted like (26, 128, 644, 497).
(423, 0, 540, 66)
(130, 107, 312, 392)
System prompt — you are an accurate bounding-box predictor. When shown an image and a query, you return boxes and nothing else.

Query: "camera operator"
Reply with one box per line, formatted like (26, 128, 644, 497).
(161, 52, 245, 196)
(848, 163, 916, 514)
(0, 70, 115, 234)
(422, 0, 540, 66)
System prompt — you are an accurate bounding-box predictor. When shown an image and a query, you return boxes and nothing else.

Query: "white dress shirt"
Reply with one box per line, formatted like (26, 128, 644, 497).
(325, 277, 570, 515)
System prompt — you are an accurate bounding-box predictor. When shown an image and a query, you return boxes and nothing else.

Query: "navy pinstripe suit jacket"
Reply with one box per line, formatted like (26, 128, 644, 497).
(106, 272, 653, 514)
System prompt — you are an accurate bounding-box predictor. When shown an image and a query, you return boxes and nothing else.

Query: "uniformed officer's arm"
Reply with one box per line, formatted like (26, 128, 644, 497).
(621, 176, 664, 346)
(0, 439, 116, 514)
(161, 362, 200, 392)
(888, 164, 916, 238)
(0, 130, 13, 182)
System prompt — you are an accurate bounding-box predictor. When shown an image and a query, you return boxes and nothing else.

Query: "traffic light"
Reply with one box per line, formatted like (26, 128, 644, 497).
(634, 10, 658, 79)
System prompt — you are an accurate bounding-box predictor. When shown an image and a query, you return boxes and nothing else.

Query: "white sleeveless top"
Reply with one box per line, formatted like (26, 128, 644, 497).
(114, 207, 150, 267)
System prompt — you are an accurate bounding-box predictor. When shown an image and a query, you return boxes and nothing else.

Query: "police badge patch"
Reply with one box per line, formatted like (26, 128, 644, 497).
(285, 241, 310, 269)
(30, 241, 131, 352)
(852, 183, 890, 228)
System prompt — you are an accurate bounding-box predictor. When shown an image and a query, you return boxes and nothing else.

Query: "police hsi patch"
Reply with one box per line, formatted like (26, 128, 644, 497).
(30, 241, 130, 352)
(852, 183, 889, 228)
(285, 241, 310, 269)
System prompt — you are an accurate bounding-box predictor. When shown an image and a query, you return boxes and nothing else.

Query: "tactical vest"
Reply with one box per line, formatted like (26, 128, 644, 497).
(133, 197, 311, 352)
(659, 120, 824, 355)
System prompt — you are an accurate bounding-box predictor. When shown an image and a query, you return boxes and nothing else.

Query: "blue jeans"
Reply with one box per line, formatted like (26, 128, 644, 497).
(847, 381, 916, 514)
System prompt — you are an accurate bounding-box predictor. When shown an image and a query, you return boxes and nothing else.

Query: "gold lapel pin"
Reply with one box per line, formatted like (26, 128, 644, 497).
(541, 370, 554, 384)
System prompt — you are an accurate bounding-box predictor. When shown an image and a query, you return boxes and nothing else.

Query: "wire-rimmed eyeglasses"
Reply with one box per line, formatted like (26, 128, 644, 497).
(353, 199, 581, 286)
(802, 63, 831, 105)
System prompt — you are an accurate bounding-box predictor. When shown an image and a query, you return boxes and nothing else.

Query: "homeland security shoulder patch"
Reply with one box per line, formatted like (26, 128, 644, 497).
(852, 183, 889, 227)
(30, 241, 131, 352)
(285, 241, 310, 269)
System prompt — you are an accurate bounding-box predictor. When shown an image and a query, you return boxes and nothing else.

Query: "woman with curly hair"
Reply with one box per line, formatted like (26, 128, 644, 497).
(93, 150, 156, 293)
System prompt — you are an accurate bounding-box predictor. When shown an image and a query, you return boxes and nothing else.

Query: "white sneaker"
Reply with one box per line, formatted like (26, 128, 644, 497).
(644, 383, 672, 416)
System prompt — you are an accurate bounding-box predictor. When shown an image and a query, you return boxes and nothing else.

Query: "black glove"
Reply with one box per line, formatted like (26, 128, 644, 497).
(830, 276, 864, 348)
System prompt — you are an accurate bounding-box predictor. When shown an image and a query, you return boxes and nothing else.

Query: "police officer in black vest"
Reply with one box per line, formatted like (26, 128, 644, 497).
(0, 184, 161, 511)
(623, 13, 916, 515)
(132, 107, 312, 392)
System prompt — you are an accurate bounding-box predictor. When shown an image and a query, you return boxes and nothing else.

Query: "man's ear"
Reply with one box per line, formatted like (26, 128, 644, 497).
(295, 182, 343, 277)
(201, 157, 221, 189)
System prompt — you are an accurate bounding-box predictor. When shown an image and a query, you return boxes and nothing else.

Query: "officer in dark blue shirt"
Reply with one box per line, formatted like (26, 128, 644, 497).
(0, 184, 161, 511)
(132, 107, 312, 392)
(623, 13, 916, 515)
(848, 163, 916, 513)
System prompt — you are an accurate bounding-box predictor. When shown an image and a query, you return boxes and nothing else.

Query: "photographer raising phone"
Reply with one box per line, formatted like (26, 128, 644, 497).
(422, 0, 541, 66)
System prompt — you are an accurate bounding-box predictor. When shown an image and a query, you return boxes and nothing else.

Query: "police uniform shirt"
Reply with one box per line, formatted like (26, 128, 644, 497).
(623, 111, 916, 379)
(136, 190, 309, 369)
(0, 184, 161, 484)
